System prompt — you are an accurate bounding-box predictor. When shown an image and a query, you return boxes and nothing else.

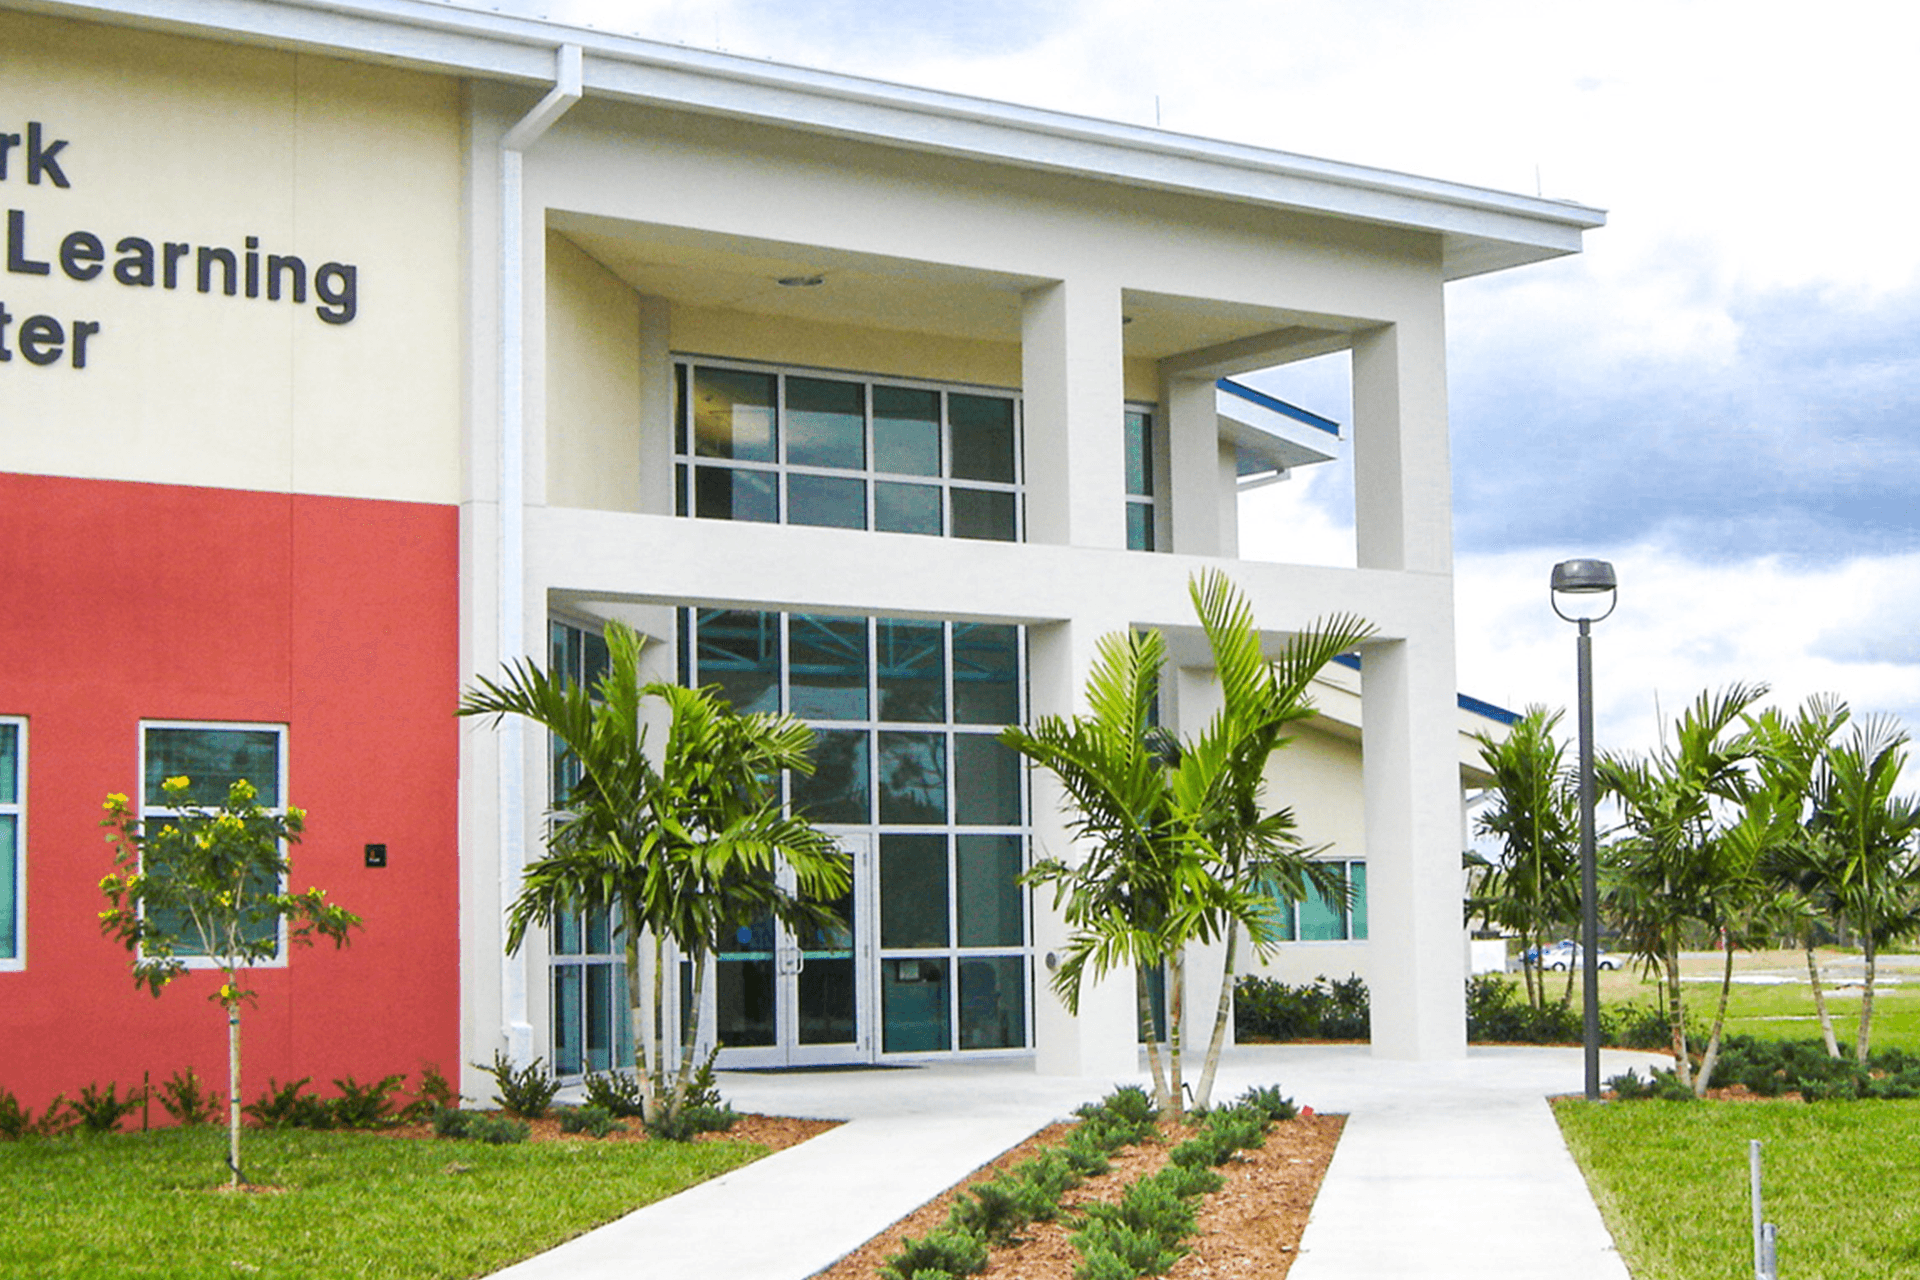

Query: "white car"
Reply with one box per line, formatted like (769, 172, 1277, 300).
(1529, 940, 1620, 971)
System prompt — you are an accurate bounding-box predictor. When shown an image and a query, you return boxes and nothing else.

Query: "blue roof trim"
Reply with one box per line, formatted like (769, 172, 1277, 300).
(1324, 652, 1517, 724)
(1217, 378, 1341, 437)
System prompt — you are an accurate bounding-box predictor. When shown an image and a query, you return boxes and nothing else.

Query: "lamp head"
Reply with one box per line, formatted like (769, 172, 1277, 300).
(1551, 558, 1618, 624)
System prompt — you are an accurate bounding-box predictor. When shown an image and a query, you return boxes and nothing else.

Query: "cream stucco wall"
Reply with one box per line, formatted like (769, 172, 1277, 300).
(0, 10, 463, 504)
(545, 231, 642, 513)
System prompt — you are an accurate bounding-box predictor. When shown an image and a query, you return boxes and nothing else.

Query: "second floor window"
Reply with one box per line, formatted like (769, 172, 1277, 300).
(674, 361, 1022, 542)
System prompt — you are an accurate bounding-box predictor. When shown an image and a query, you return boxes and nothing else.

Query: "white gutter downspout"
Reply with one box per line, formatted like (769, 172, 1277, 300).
(498, 43, 583, 1064)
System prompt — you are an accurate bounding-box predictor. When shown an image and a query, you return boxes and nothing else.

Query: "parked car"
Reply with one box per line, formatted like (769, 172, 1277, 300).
(1522, 940, 1620, 971)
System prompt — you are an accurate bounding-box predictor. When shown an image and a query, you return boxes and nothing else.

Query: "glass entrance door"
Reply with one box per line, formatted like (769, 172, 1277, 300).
(711, 834, 873, 1067)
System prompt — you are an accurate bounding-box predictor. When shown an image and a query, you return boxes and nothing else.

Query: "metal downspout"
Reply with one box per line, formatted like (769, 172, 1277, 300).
(498, 43, 583, 1063)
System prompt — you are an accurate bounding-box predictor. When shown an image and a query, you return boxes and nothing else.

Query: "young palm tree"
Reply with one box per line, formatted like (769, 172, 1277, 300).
(1176, 570, 1372, 1110)
(1468, 706, 1579, 1010)
(1006, 570, 1369, 1116)
(1807, 714, 1920, 1062)
(460, 621, 849, 1121)
(1598, 683, 1769, 1093)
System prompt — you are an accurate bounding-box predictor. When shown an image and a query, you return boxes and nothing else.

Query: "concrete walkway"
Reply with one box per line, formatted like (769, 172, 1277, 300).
(490, 1044, 1668, 1280)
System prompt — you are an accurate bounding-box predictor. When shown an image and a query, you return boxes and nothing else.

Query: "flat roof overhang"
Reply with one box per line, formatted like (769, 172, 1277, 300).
(12, 0, 1604, 280)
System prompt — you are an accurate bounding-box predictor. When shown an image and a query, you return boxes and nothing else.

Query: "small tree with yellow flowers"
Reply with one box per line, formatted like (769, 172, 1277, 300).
(99, 777, 358, 1187)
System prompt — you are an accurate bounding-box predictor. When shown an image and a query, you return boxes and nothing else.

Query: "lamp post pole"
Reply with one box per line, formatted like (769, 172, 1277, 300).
(1575, 614, 1602, 1101)
(1551, 558, 1616, 1104)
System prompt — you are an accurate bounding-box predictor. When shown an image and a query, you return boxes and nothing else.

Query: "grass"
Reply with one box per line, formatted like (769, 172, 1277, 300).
(0, 1125, 766, 1278)
(1512, 948, 1920, 1053)
(1557, 1097, 1920, 1280)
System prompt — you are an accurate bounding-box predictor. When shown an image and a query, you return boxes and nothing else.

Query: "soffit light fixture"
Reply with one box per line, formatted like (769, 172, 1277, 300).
(777, 274, 825, 287)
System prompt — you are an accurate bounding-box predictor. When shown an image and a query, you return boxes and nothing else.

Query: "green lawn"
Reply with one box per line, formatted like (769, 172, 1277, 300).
(0, 1126, 766, 1279)
(1557, 1098, 1920, 1280)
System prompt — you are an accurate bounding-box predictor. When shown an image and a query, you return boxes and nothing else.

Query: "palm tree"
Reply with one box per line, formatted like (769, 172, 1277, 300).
(1807, 714, 1920, 1062)
(1468, 706, 1579, 1009)
(1598, 683, 1769, 1094)
(1175, 570, 1372, 1110)
(1005, 571, 1369, 1117)
(460, 621, 849, 1121)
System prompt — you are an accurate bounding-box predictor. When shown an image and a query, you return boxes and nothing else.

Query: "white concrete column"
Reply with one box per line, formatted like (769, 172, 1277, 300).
(1161, 374, 1224, 556)
(636, 293, 674, 517)
(1022, 279, 1127, 550)
(1352, 318, 1453, 574)
(1028, 615, 1139, 1078)
(1350, 305, 1466, 1059)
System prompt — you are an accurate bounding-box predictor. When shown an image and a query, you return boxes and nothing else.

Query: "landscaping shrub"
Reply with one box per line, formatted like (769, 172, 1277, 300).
(398, 1064, 461, 1123)
(469, 1114, 532, 1145)
(0, 1088, 74, 1140)
(245, 1077, 333, 1130)
(156, 1067, 217, 1126)
(1235, 1084, 1297, 1122)
(947, 1182, 1029, 1246)
(1234, 973, 1370, 1041)
(1603, 999, 1687, 1052)
(329, 1073, 406, 1130)
(71, 1082, 143, 1134)
(1605, 1067, 1695, 1102)
(473, 1051, 560, 1120)
(1465, 974, 1585, 1044)
(582, 1069, 647, 1118)
(558, 1104, 620, 1138)
(645, 1102, 739, 1142)
(880, 1226, 988, 1280)
(431, 1106, 475, 1139)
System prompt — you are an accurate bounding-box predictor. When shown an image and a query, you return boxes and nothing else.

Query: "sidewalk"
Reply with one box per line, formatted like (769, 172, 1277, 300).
(489, 1044, 1668, 1280)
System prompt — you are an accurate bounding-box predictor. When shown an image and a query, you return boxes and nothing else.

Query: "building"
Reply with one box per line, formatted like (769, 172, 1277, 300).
(0, 0, 1601, 1106)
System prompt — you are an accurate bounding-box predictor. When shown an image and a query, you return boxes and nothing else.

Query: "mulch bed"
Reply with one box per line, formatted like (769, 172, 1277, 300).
(814, 1111, 1345, 1280)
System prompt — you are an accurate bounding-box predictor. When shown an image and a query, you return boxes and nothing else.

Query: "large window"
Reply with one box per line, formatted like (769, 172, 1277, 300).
(684, 608, 1032, 1054)
(673, 361, 1023, 542)
(0, 718, 22, 968)
(547, 620, 631, 1077)
(139, 722, 288, 961)
(1261, 861, 1368, 942)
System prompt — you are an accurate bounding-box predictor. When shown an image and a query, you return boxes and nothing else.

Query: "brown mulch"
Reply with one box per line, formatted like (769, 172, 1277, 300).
(814, 1111, 1345, 1280)
(376, 1111, 839, 1151)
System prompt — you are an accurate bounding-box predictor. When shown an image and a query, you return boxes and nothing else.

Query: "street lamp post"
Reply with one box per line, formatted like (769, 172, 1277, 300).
(1551, 559, 1617, 1102)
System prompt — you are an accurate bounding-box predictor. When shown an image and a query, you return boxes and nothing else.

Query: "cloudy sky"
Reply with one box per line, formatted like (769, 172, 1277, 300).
(475, 0, 1920, 763)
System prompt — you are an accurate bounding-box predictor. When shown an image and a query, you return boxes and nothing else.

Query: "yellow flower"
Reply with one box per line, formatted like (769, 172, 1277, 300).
(163, 776, 191, 795)
(103, 793, 129, 812)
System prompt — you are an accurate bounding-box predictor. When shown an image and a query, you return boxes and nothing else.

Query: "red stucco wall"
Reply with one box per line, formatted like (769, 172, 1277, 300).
(0, 472, 460, 1114)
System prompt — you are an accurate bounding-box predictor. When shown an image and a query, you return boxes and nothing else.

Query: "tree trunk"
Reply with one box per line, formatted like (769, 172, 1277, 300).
(1193, 921, 1237, 1112)
(628, 929, 659, 1121)
(226, 996, 243, 1188)
(1136, 966, 1170, 1114)
(669, 954, 710, 1116)
(1693, 938, 1737, 1097)
(1560, 952, 1577, 1007)
(1166, 947, 1186, 1121)
(1664, 938, 1692, 1089)
(1805, 938, 1840, 1059)
(1856, 933, 1878, 1064)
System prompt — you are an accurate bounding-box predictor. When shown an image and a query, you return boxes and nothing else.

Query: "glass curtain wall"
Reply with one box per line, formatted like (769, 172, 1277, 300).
(683, 608, 1033, 1055)
(673, 361, 1023, 543)
(547, 621, 632, 1078)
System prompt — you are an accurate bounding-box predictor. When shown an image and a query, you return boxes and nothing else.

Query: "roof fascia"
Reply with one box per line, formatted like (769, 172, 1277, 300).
(14, 0, 1604, 278)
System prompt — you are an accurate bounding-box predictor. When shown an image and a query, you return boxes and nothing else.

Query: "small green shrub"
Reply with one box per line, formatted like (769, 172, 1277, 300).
(398, 1063, 461, 1123)
(645, 1102, 739, 1142)
(948, 1182, 1029, 1246)
(1149, 1160, 1224, 1199)
(1072, 1244, 1141, 1280)
(558, 1104, 619, 1138)
(1009, 1148, 1082, 1213)
(0, 1088, 73, 1139)
(582, 1070, 647, 1118)
(431, 1106, 474, 1139)
(71, 1081, 144, 1134)
(1093, 1084, 1157, 1126)
(880, 1227, 988, 1280)
(1061, 1138, 1111, 1178)
(1604, 999, 1689, 1052)
(1465, 975, 1585, 1044)
(156, 1067, 217, 1126)
(330, 1073, 406, 1130)
(1072, 1222, 1185, 1279)
(469, 1114, 532, 1145)
(1235, 1084, 1296, 1122)
(245, 1077, 333, 1130)
(684, 1045, 725, 1109)
(473, 1051, 559, 1120)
